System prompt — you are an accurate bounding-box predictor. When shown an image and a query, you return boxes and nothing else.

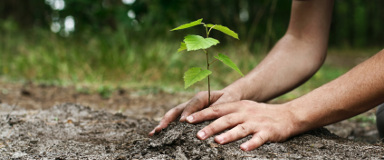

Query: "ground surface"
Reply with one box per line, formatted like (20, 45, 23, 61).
(1, 103, 383, 159)
(0, 83, 383, 159)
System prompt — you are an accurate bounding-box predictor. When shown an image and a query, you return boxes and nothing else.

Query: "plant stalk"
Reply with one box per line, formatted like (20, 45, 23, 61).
(205, 50, 211, 106)
(204, 24, 214, 106)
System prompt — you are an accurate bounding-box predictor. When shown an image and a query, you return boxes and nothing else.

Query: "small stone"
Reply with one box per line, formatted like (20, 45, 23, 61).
(30, 140, 39, 144)
(209, 143, 219, 148)
(12, 151, 27, 158)
(311, 143, 326, 149)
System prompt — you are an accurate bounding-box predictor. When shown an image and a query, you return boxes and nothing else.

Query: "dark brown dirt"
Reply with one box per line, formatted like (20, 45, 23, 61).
(1, 103, 383, 159)
(0, 82, 192, 120)
(0, 82, 383, 159)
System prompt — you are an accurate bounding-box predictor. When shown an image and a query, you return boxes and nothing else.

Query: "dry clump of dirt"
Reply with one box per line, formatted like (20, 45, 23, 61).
(1, 103, 383, 159)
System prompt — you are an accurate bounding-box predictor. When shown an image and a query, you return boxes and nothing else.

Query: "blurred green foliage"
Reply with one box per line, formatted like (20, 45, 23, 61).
(0, 0, 383, 94)
(1, 0, 383, 47)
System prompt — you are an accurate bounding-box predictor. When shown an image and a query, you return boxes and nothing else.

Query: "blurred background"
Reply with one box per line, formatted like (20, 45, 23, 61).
(0, 0, 383, 95)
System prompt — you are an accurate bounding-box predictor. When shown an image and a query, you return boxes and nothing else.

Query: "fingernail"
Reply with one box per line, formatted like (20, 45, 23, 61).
(215, 135, 224, 144)
(240, 143, 249, 151)
(186, 115, 194, 122)
(179, 115, 185, 121)
(197, 131, 206, 139)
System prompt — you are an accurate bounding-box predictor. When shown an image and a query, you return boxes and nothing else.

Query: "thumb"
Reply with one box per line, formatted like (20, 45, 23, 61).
(210, 92, 239, 106)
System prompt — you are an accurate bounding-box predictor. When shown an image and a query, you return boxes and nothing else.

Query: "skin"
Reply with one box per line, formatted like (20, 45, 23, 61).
(149, 0, 384, 151)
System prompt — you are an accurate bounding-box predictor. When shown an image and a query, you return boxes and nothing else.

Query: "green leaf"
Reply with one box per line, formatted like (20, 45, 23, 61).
(171, 19, 203, 31)
(184, 67, 212, 89)
(214, 53, 244, 76)
(206, 24, 239, 39)
(178, 42, 187, 52)
(184, 35, 219, 51)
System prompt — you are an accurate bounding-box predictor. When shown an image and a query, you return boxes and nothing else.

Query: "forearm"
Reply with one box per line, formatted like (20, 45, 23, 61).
(224, 35, 326, 101)
(288, 49, 384, 135)
(224, 0, 334, 102)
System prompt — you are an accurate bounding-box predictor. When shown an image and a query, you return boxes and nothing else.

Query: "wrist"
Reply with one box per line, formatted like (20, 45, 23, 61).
(283, 100, 314, 136)
(223, 76, 262, 101)
(221, 85, 242, 102)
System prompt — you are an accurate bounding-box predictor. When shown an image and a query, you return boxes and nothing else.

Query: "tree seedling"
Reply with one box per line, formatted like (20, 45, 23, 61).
(171, 18, 244, 105)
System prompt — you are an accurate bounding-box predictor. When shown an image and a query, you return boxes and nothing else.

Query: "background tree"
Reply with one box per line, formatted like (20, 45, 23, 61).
(1, 0, 382, 48)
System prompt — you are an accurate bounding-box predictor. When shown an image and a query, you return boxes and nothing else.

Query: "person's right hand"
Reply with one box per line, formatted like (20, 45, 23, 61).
(148, 89, 241, 136)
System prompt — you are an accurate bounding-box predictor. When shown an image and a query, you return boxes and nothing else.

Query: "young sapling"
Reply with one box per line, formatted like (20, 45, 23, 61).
(171, 18, 244, 105)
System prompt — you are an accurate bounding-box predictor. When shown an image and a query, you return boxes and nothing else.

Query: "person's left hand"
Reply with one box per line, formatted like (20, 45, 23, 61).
(184, 100, 300, 151)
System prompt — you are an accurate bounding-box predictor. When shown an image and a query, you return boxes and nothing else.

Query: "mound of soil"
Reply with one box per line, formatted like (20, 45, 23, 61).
(1, 103, 383, 159)
(0, 82, 380, 144)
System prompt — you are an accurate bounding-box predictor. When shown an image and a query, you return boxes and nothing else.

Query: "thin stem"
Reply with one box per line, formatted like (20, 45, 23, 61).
(203, 23, 209, 38)
(204, 49, 211, 105)
(204, 23, 216, 38)
(207, 24, 216, 37)
(209, 58, 218, 66)
(203, 23, 214, 106)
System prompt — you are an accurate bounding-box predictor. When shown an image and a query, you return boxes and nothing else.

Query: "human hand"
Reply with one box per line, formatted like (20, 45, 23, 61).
(149, 89, 241, 136)
(185, 100, 299, 151)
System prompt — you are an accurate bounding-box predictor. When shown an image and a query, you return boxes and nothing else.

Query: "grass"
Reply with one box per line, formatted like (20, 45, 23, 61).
(0, 20, 249, 92)
(0, 20, 379, 101)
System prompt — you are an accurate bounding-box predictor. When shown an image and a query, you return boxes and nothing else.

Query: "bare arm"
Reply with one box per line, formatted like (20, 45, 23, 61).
(187, 49, 384, 151)
(226, 0, 334, 102)
(289, 49, 384, 135)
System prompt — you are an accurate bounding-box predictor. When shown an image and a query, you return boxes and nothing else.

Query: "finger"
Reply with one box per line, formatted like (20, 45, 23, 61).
(180, 92, 209, 121)
(148, 105, 184, 136)
(196, 113, 242, 140)
(240, 132, 268, 151)
(176, 101, 191, 121)
(186, 102, 238, 123)
(214, 123, 251, 144)
(180, 91, 225, 121)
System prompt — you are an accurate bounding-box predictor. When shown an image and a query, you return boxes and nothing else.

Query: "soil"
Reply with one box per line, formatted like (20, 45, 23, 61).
(0, 82, 383, 159)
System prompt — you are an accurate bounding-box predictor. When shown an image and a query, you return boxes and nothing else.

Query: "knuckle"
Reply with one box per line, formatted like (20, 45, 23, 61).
(210, 105, 221, 114)
(237, 123, 251, 137)
(223, 115, 234, 126)
(231, 124, 248, 139)
(255, 133, 266, 144)
(204, 125, 216, 134)
(239, 124, 248, 132)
